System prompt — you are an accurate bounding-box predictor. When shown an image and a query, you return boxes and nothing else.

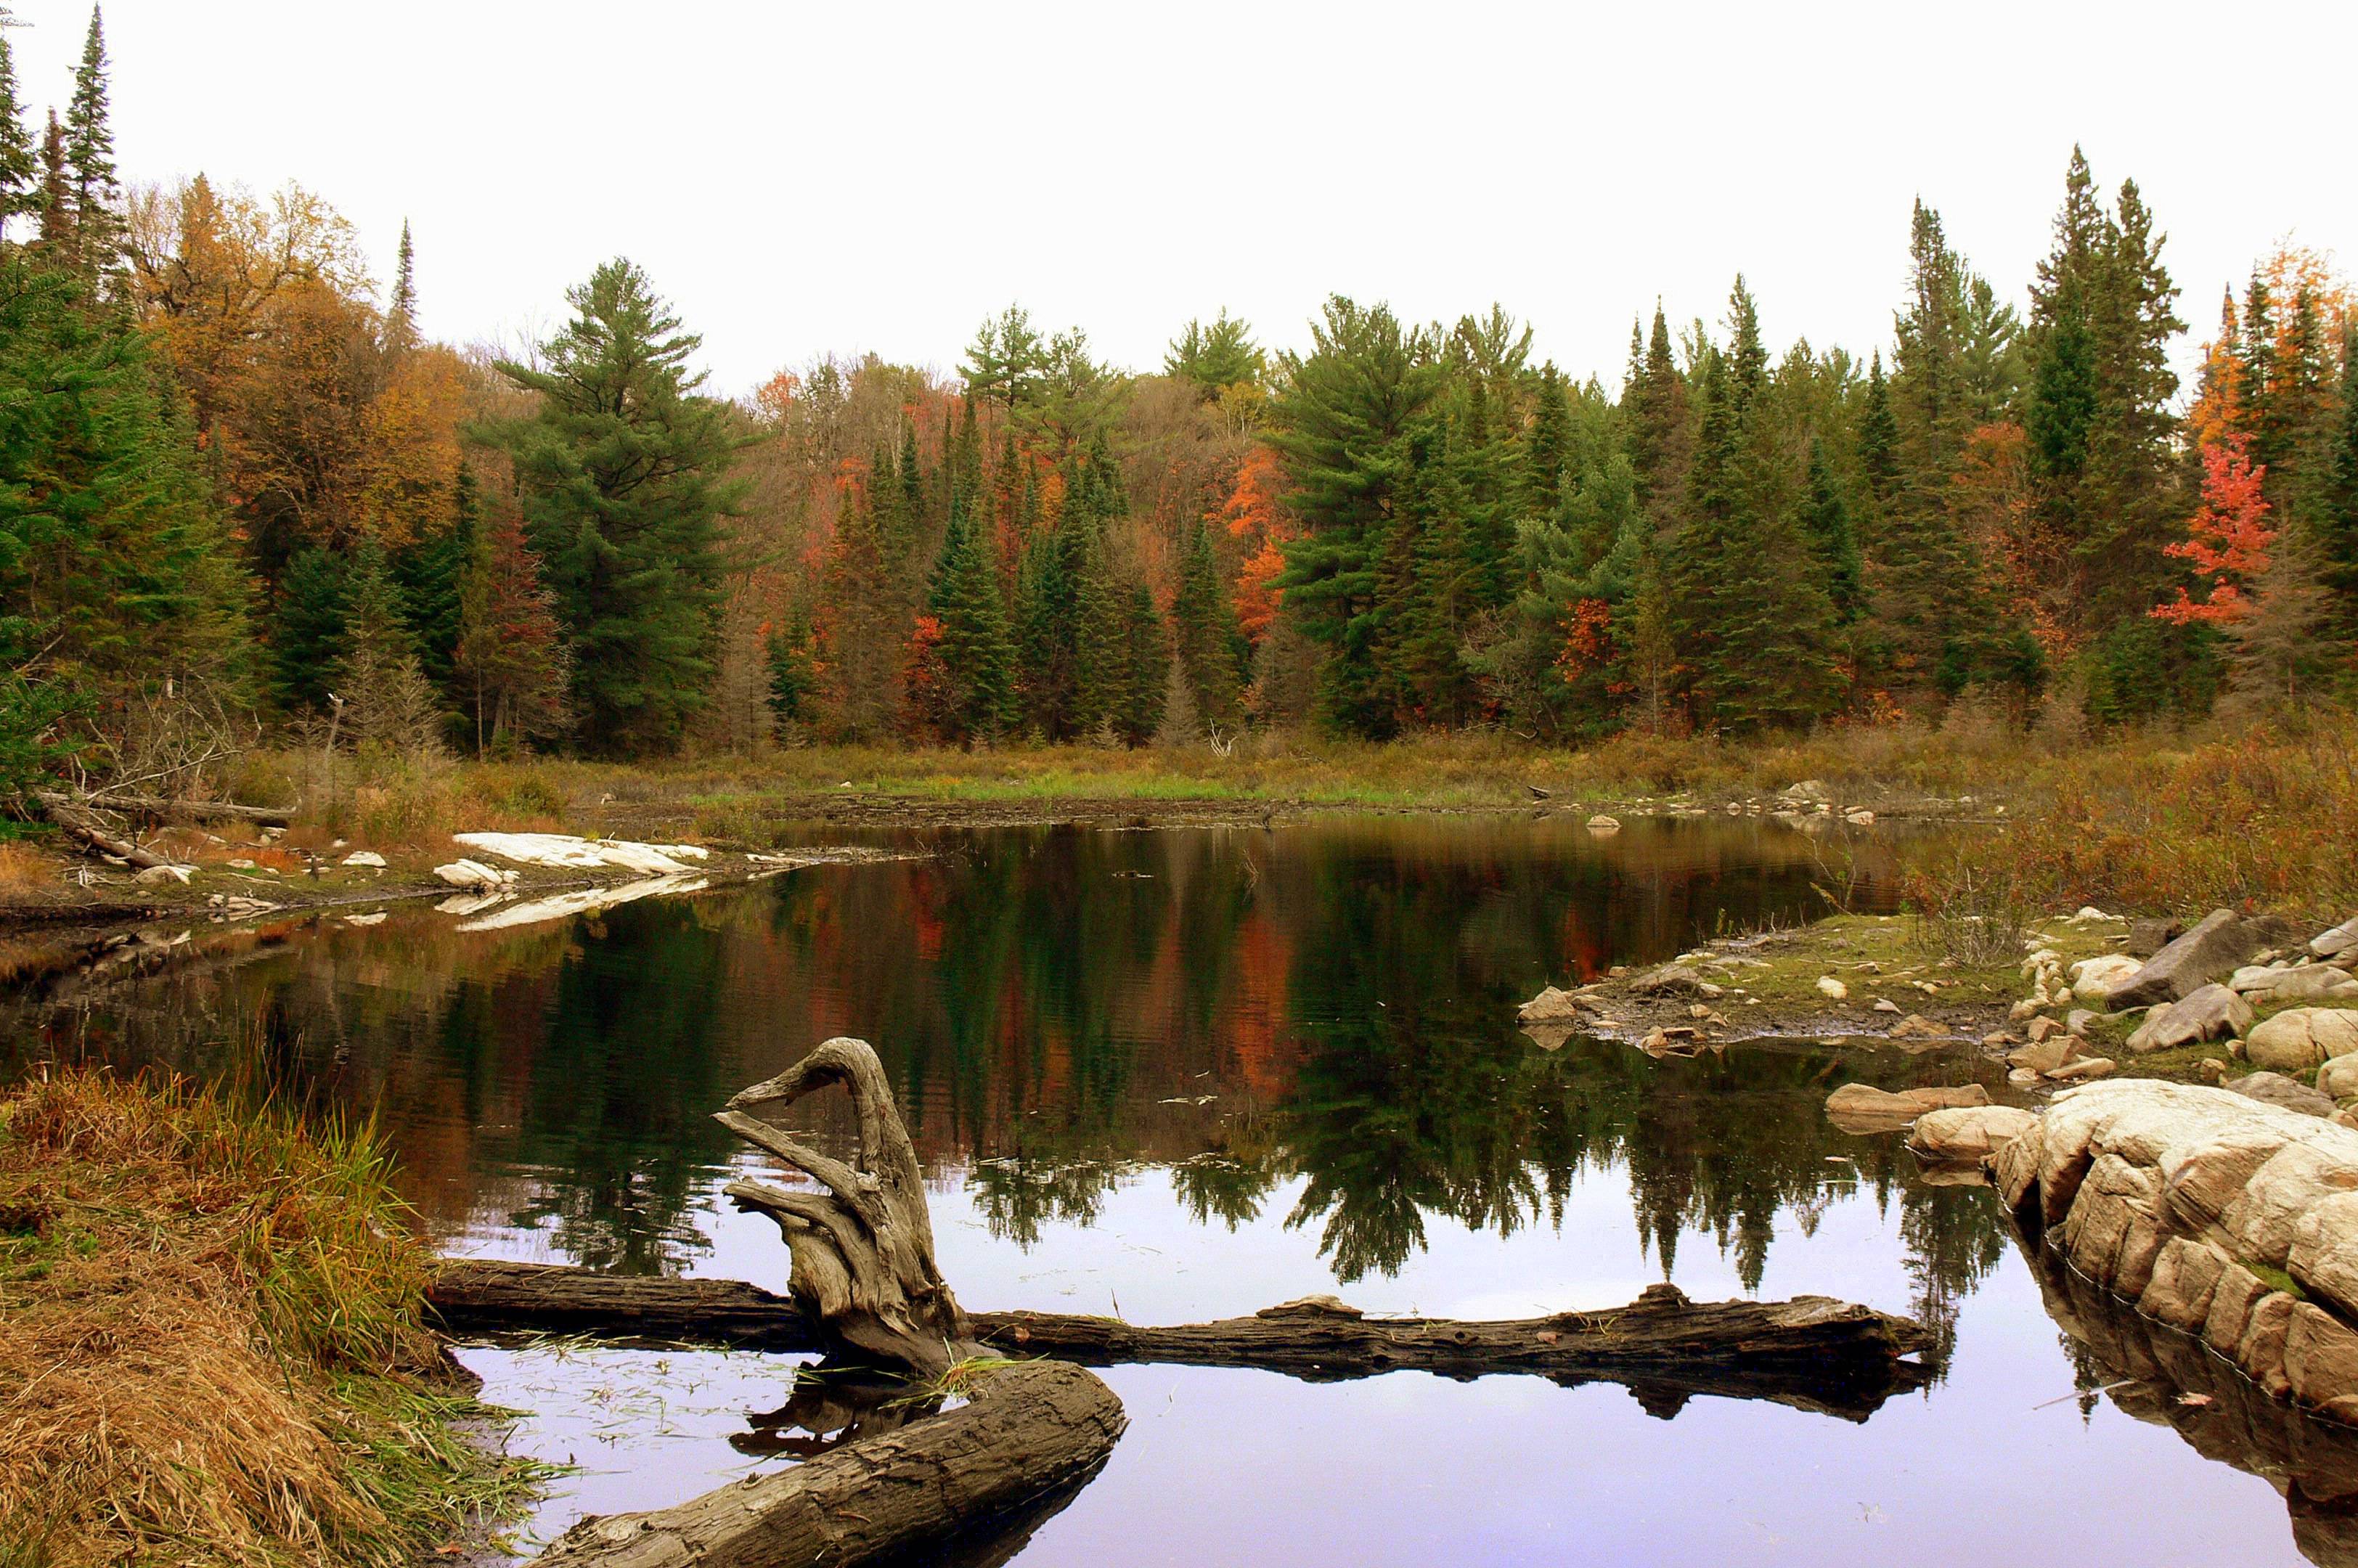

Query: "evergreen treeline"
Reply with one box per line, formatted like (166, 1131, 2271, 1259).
(3, 6, 2354, 789)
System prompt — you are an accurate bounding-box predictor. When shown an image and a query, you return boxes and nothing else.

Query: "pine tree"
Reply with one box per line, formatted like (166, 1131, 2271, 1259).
(763, 608, 817, 732)
(457, 506, 571, 751)
(1263, 296, 1444, 735)
(1069, 516, 1129, 739)
(2323, 338, 2358, 642)
(1524, 361, 1568, 520)
(33, 111, 67, 258)
(487, 258, 744, 755)
(335, 547, 445, 759)
(1625, 306, 1689, 513)
(61, 7, 121, 279)
(0, 23, 36, 242)
(1164, 311, 1262, 398)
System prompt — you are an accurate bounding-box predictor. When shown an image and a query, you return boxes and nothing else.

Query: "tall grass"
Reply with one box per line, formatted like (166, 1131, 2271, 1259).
(0, 1069, 546, 1567)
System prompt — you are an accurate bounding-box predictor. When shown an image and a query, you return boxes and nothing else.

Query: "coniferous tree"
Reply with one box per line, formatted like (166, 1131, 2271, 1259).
(61, 8, 121, 279)
(1170, 520, 1241, 732)
(272, 548, 349, 713)
(1802, 440, 1864, 626)
(1264, 296, 1444, 735)
(1523, 362, 1568, 521)
(763, 608, 817, 733)
(1115, 582, 1167, 746)
(0, 25, 36, 242)
(487, 258, 743, 754)
(31, 111, 68, 258)
(386, 219, 418, 348)
(1164, 311, 1262, 397)
(915, 501, 1015, 742)
(457, 505, 571, 752)
(393, 466, 475, 699)
(335, 546, 444, 758)
(2323, 340, 2358, 644)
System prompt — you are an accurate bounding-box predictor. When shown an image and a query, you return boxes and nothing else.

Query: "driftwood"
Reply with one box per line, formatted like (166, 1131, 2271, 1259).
(529, 1358, 1125, 1568)
(34, 792, 174, 870)
(81, 792, 292, 825)
(429, 1259, 1933, 1421)
(717, 1037, 970, 1375)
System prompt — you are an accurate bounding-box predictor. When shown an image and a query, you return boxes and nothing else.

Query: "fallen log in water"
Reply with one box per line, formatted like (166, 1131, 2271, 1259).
(429, 1259, 1933, 1421)
(529, 1357, 1126, 1568)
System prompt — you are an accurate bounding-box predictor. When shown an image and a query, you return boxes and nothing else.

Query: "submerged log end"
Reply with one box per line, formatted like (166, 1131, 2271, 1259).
(530, 1358, 1127, 1568)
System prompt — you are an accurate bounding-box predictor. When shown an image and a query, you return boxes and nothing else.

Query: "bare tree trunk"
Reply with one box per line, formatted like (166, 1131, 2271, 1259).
(79, 793, 291, 825)
(35, 793, 174, 869)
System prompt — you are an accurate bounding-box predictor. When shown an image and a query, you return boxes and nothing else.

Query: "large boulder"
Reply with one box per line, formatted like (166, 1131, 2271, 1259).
(2128, 916, 2185, 957)
(2246, 1009, 2358, 1073)
(1517, 985, 1586, 1023)
(2315, 915, 2358, 962)
(2104, 910, 2266, 1010)
(2071, 954, 2144, 995)
(2125, 984, 2252, 1053)
(2267, 967, 2358, 1003)
(1907, 1106, 2037, 1164)
(2319, 1054, 2358, 1101)
(1824, 1082, 1990, 1132)
(2229, 1072, 2338, 1119)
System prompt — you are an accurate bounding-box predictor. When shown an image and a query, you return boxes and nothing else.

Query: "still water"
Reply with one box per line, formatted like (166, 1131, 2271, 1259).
(23, 817, 2346, 1565)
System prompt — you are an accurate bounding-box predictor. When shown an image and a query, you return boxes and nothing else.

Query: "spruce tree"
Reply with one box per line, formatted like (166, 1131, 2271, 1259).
(1170, 520, 1242, 732)
(272, 547, 349, 714)
(1115, 583, 1168, 746)
(457, 506, 571, 751)
(61, 7, 121, 278)
(487, 258, 745, 755)
(336, 547, 445, 759)
(1069, 517, 1129, 739)
(387, 219, 418, 348)
(920, 502, 1015, 742)
(393, 467, 476, 698)
(1802, 440, 1864, 626)
(0, 24, 35, 242)
(764, 608, 817, 732)
(1524, 361, 1568, 520)
(2322, 340, 2358, 643)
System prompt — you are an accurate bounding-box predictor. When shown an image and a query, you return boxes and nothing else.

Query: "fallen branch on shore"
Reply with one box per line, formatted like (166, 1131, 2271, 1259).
(80, 792, 293, 825)
(33, 791, 176, 870)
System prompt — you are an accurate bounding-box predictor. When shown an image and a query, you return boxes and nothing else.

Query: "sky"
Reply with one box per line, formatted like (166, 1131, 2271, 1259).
(9, 0, 2356, 401)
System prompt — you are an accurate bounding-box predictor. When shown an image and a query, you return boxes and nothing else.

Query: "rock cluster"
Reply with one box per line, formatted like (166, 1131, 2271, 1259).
(1993, 1079, 2358, 1420)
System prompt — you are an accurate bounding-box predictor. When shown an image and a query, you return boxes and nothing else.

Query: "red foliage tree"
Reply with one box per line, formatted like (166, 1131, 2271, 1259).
(2154, 433, 2275, 625)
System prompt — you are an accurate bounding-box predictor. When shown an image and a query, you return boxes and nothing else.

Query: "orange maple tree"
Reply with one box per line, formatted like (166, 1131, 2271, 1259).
(2154, 433, 2274, 625)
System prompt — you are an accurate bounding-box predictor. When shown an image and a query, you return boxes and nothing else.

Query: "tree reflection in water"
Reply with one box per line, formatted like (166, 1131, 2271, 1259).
(15, 814, 2001, 1341)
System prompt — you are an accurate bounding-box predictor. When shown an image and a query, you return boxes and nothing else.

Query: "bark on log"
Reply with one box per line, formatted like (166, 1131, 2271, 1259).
(429, 1260, 1932, 1421)
(81, 792, 293, 825)
(528, 1358, 1126, 1568)
(34, 792, 173, 870)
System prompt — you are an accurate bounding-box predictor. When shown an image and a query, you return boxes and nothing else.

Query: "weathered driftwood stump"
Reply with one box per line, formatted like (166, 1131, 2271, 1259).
(716, 1037, 971, 1376)
(523, 1039, 1128, 1568)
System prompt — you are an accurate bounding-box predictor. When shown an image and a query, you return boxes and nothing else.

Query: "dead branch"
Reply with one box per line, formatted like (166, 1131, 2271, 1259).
(33, 792, 174, 870)
(78, 793, 292, 826)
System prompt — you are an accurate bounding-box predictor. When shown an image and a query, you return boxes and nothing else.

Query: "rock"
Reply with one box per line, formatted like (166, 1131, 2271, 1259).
(2126, 984, 2253, 1053)
(2287, 1302, 2358, 1412)
(2288, 1192, 2358, 1321)
(2065, 906, 2118, 925)
(1585, 814, 1620, 834)
(1816, 976, 1848, 1001)
(2198, 1058, 2229, 1084)
(2026, 1015, 2065, 1043)
(1907, 1106, 2038, 1163)
(2008, 998, 2041, 1022)
(340, 851, 388, 869)
(2007, 1066, 2042, 1089)
(1874, 998, 1903, 1014)
(2228, 1072, 2339, 1120)
(2070, 953, 2144, 995)
(2066, 1008, 2100, 1037)
(1843, 809, 1875, 825)
(1982, 1030, 2018, 1048)
(2128, 916, 2186, 958)
(2048, 1056, 2116, 1082)
(2265, 967, 2358, 1003)
(433, 859, 515, 892)
(2007, 1036, 2077, 1074)
(2105, 910, 2265, 1010)
(1824, 1082, 1992, 1132)
(134, 862, 194, 885)
(1890, 1013, 1949, 1040)
(2315, 915, 2358, 961)
(2139, 1237, 2230, 1331)
(1782, 779, 1828, 802)
(2247, 1009, 2358, 1073)
(1630, 964, 1722, 1000)
(2322, 1055, 2358, 1101)
(1517, 985, 1586, 1024)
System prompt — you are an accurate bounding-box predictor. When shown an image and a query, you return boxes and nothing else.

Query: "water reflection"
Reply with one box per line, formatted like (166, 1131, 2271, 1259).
(14, 817, 2326, 1564)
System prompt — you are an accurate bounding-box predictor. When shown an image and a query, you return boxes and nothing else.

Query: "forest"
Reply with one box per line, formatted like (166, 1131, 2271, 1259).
(4, 7, 2356, 807)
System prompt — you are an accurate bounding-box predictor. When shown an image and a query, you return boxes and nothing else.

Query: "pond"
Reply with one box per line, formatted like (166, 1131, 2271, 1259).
(18, 817, 2349, 1566)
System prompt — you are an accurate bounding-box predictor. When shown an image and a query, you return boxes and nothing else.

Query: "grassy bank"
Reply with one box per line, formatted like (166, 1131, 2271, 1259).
(0, 1071, 544, 1567)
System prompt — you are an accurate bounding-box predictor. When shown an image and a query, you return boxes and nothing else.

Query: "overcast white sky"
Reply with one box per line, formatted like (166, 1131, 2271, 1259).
(9, 1, 2354, 399)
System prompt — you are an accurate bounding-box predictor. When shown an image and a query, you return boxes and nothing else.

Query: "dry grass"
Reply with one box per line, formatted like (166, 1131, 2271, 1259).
(0, 1070, 542, 1567)
(0, 842, 49, 892)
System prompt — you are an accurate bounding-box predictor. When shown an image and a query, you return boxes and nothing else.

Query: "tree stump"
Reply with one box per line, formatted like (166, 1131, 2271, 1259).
(716, 1037, 971, 1376)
